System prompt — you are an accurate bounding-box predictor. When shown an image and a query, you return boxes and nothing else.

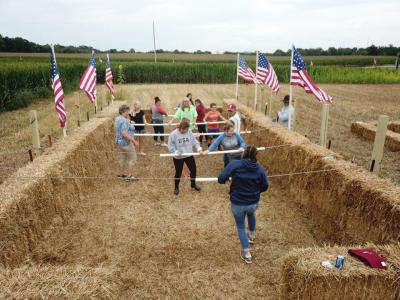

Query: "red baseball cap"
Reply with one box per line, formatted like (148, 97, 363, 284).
(227, 103, 237, 111)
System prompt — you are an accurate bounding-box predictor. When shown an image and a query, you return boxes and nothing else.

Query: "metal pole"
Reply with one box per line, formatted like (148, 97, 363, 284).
(254, 51, 259, 111)
(288, 45, 294, 130)
(235, 53, 239, 100)
(153, 21, 157, 63)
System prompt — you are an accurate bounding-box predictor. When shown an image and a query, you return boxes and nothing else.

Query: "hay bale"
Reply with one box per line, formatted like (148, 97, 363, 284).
(0, 265, 120, 299)
(388, 121, 400, 133)
(0, 103, 121, 267)
(351, 121, 400, 152)
(233, 103, 400, 245)
(281, 246, 400, 300)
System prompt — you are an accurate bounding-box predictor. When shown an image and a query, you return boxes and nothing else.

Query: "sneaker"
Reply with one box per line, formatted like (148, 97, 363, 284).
(174, 188, 179, 195)
(191, 185, 201, 192)
(154, 142, 160, 146)
(139, 152, 146, 156)
(248, 232, 255, 245)
(160, 143, 168, 147)
(117, 174, 128, 178)
(240, 251, 252, 264)
(125, 175, 138, 181)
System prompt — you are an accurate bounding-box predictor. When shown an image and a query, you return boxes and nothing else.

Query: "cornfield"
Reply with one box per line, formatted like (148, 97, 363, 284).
(0, 56, 399, 111)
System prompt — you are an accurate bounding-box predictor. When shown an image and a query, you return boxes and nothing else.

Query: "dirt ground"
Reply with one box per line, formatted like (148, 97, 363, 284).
(1, 83, 399, 185)
(29, 136, 320, 299)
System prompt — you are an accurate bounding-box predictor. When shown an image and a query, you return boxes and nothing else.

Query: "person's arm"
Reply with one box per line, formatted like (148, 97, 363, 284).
(236, 133, 246, 149)
(157, 105, 168, 116)
(142, 111, 148, 124)
(218, 111, 227, 121)
(217, 161, 237, 184)
(190, 131, 202, 152)
(203, 111, 210, 122)
(192, 107, 198, 122)
(168, 131, 179, 154)
(259, 167, 269, 193)
(208, 135, 224, 152)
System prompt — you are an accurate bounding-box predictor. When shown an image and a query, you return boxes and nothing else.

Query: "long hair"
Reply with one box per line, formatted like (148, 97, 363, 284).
(178, 118, 190, 130)
(243, 145, 258, 161)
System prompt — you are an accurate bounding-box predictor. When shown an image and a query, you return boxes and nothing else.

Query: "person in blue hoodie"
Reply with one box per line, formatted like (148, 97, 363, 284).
(218, 145, 269, 264)
(203, 121, 246, 167)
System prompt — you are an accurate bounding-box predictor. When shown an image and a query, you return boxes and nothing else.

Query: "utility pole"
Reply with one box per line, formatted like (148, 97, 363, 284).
(153, 21, 157, 63)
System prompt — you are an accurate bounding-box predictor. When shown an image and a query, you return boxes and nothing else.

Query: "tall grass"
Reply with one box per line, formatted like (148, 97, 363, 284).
(0, 61, 399, 111)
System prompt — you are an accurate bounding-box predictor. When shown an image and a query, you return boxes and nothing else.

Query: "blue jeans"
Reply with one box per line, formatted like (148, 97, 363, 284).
(223, 154, 241, 167)
(231, 203, 258, 251)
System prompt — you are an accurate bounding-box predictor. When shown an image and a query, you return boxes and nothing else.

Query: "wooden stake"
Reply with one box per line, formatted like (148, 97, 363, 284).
(370, 115, 389, 175)
(28, 149, 33, 162)
(74, 91, 81, 127)
(29, 110, 41, 155)
(87, 111, 90, 121)
(268, 89, 273, 118)
(48, 135, 52, 147)
(319, 104, 330, 147)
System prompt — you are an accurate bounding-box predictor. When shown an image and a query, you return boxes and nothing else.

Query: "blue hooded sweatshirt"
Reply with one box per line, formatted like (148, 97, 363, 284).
(218, 159, 268, 206)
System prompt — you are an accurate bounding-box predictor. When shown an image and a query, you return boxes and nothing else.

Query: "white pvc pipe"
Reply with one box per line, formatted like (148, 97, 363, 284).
(131, 121, 226, 127)
(134, 131, 252, 137)
(160, 147, 266, 157)
(195, 177, 218, 182)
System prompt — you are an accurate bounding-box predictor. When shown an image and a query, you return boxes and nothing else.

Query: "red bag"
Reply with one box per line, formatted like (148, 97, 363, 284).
(348, 248, 387, 269)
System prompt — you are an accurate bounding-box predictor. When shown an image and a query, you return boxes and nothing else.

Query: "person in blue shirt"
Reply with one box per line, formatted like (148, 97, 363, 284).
(218, 145, 269, 264)
(203, 121, 246, 167)
(114, 104, 139, 181)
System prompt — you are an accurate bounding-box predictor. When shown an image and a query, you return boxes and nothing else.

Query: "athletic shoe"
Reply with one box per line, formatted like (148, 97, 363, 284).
(117, 174, 128, 178)
(139, 152, 146, 156)
(161, 143, 168, 147)
(174, 188, 179, 195)
(240, 251, 252, 264)
(191, 185, 201, 192)
(125, 175, 138, 181)
(248, 232, 255, 245)
(154, 142, 160, 146)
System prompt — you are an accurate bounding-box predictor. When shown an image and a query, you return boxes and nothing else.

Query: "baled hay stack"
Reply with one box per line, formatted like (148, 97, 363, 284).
(281, 245, 400, 300)
(0, 103, 121, 267)
(388, 120, 400, 133)
(351, 121, 400, 152)
(0, 265, 120, 299)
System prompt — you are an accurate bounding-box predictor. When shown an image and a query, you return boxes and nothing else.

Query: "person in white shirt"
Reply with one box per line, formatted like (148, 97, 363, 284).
(276, 95, 294, 129)
(227, 103, 242, 134)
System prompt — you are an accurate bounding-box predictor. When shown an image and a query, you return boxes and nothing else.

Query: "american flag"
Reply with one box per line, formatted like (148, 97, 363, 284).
(237, 55, 257, 83)
(256, 52, 280, 93)
(291, 47, 332, 103)
(50, 47, 67, 128)
(79, 51, 97, 103)
(105, 53, 115, 100)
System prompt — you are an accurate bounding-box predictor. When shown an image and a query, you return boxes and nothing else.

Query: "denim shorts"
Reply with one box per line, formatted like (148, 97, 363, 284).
(134, 129, 146, 134)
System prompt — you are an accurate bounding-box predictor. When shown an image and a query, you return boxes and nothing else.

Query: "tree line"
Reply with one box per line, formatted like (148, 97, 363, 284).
(0, 34, 399, 56)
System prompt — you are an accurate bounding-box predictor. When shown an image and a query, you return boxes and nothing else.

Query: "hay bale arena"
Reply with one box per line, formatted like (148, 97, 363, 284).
(351, 121, 400, 152)
(0, 99, 399, 299)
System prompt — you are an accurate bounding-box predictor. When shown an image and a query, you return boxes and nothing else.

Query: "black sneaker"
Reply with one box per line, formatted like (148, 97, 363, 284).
(191, 185, 201, 192)
(117, 174, 128, 178)
(174, 188, 179, 195)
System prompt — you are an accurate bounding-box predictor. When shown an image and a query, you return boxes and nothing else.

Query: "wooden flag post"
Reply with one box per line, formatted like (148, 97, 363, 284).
(30, 110, 41, 155)
(370, 115, 389, 175)
(74, 91, 81, 127)
(235, 53, 239, 101)
(319, 104, 330, 147)
(268, 89, 273, 117)
(254, 51, 259, 111)
(288, 46, 294, 130)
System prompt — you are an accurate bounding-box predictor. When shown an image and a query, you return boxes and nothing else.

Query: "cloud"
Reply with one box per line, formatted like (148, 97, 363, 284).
(0, 0, 399, 52)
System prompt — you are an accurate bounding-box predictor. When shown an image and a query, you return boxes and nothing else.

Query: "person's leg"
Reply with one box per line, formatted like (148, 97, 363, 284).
(185, 156, 197, 187)
(231, 203, 250, 252)
(153, 121, 158, 142)
(160, 124, 165, 143)
(173, 158, 184, 190)
(246, 204, 258, 241)
(139, 136, 145, 153)
(198, 125, 203, 143)
(223, 154, 230, 168)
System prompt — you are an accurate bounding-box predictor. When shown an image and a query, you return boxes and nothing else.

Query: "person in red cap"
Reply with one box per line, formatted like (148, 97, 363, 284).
(227, 103, 243, 134)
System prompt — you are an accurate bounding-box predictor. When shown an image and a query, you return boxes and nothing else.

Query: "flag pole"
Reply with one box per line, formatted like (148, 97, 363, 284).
(235, 53, 239, 101)
(153, 21, 157, 64)
(254, 51, 259, 111)
(268, 89, 273, 117)
(51, 44, 67, 137)
(92, 50, 97, 114)
(288, 45, 294, 130)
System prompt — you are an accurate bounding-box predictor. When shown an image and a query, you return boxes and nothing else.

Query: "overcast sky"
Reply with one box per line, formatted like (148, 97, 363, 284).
(1, 0, 399, 52)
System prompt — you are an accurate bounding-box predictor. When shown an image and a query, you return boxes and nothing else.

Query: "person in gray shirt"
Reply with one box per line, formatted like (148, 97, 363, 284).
(168, 118, 204, 195)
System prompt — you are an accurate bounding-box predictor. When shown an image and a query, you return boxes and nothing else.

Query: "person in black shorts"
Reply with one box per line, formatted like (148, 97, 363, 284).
(129, 101, 148, 155)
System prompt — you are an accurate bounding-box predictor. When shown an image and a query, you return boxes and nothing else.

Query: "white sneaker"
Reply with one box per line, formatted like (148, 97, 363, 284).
(240, 250, 252, 264)
(139, 152, 146, 156)
(154, 142, 160, 146)
(161, 143, 168, 147)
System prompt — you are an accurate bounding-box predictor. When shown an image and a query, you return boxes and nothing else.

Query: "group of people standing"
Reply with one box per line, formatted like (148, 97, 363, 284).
(114, 94, 269, 263)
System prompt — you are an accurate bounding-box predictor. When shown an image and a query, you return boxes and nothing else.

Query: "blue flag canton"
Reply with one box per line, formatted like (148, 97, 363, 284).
(239, 56, 249, 69)
(293, 48, 307, 70)
(50, 52, 59, 79)
(89, 53, 96, 67)
(258, 53, 270, 69)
